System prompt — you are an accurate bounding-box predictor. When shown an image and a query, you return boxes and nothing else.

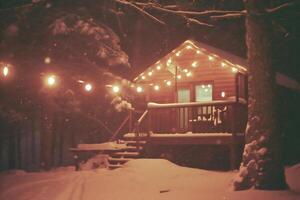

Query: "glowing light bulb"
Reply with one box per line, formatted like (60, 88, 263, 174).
(44, 57, 51, 64)
(156, 65, 161, 70)
(221, 91, 226, 98)
(154, 85, 160, 91)
(166, 80, 171, 86)
(186, 72, 192, 77)
(112, 85, 120, 93)
(141, 76, 146, 80)
(204, 88, 208, 92)
(148, 71, 152, 76)
(183, 69, 188, 73)
(175, 51, 181, 56)
(2, 66, 9, 77)
(177, 75, 182, 79)
(208, 56, 214, 61)
(232, 67, 238, 73)
(196, 50, 201, 54)
(221, 62, 226, 67)
(207, 84, 211, 88)
(46, 74, 56, 87)
(136, 86, 143, 93)
(201, 85, 205, 88)
(191, 61, 198, 68)
(186, 45, 192, 49)
(84, 83, 92, 92)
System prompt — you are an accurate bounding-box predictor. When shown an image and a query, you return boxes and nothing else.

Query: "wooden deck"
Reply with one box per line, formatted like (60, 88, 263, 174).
(123, 132, 244, 145)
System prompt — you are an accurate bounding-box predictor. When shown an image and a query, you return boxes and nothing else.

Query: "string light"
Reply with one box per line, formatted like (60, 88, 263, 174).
(141, 76, 146, 80)
(177, 75, 182, 79)
(84, 83, 93, 92)
(221, 62, 227, 67)
(191, 61, 198, 68)
(148, 71, 153, 76)
(112, 85, 120, 93)
(186, 72, 192, 77)
(2, 66, 9, 77)
(207, 84, 211, 88)
(186, 45, 192, 49)
(136, 86, 143, 93)
(175, 51, 181, 57)
(232, 67, 238, 73)
(166, 80, 171, 86)
(183, 69, 188, 73)
(45, 74, 57, 87)
(44, 57, 51, 64)
(221, 91, 226, 98)
(196, 50, 201, 54)
(156, 65, 161, 70)
(154, 85, 160, 91)
(208, 56, 214, 61)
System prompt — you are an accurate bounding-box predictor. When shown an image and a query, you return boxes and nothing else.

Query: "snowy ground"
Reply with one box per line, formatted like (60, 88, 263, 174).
(0, 159, 299, 200)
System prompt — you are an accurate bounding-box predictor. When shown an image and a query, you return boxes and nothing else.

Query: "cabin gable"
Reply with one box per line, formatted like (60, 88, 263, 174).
(134, 40, 248, 103)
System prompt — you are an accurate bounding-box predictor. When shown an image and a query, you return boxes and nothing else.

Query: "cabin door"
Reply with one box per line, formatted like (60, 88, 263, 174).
(177, 88, 191, 132)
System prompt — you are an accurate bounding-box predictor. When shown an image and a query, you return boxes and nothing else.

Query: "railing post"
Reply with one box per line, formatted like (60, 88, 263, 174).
(129, 109, 133, 132)
(229, 103, 237, 170)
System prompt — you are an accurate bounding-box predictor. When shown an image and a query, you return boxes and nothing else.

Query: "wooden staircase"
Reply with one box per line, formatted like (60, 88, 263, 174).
(107, 139, 147, 169)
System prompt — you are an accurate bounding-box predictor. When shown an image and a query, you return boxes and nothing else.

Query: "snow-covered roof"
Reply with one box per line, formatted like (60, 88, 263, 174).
(136, 39, 300, 91)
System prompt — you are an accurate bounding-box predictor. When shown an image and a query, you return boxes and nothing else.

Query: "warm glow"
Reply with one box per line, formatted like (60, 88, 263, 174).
(148, 71, 153, 76)
(156, 65, 161, 70)
(232, 67, 238, 73)
(208, 56, 214, 61)
(207, 84, 211, 88)
(191, 61, 198, 68)
(196, 50, 201, 54)
(183, 69, 188, 73)
(154, 85, 160, 91)
(141, 76, 146, 80)
(186, 72, 192, 77)
(46, 74, 56, 87)
(201, 85, 205, 88)
(221, 91, 226, 98)
(177, 75, 182, 79)
(2, 66, 9, 77)
(167, 58, 172, 66)
(221, 62, 226, 67)
(166, 80, 171, 86)
(186, 45, 192, 49)
(112, 85, 120, 93)
(204, 88, 208, 92)
(84, 83, 93, 92)
(44, 57, 51, 64)
(136, 86, 143, 93)
(175, 51, 181, 57)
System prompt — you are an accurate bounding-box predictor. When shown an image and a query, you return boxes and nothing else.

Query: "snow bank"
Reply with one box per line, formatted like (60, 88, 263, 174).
(0, 159, 299, 200)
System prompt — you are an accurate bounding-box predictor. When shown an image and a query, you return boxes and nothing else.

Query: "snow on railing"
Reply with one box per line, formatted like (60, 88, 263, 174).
(148, 99, 246, 109)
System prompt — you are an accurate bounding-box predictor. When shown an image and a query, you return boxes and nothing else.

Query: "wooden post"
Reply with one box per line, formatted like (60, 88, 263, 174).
(229, 104, 237, 170)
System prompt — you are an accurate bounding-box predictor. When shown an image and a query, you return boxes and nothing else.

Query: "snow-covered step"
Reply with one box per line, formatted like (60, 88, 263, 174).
(108, 163, 123, 170)
(123, 133, 149, 140)
(125, 140, 147, 146)
(111, 151, 140, 158)
(108, 157, 133, 163)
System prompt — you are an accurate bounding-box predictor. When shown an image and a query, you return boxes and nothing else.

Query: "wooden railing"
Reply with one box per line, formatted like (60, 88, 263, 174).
(146, 100, 247, 134)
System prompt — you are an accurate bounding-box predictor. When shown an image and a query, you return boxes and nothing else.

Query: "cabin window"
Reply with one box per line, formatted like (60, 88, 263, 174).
(177, 88, 191, 103)
(195, 84, 213, 102)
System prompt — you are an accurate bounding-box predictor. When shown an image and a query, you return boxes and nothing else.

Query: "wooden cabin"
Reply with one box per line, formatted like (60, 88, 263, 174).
(132, 40, 248, 135)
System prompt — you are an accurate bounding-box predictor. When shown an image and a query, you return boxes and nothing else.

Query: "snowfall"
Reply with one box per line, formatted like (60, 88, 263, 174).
(0, 159, 299, 200)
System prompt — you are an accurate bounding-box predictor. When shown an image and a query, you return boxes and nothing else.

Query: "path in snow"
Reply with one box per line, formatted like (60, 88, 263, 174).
(0, 159, 299, 200)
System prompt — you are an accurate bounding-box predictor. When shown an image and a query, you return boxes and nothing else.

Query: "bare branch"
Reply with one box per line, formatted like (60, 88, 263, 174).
(210, 12, 246, 21)
(267, 1, 300, 18)
(115, 0, 166, 26)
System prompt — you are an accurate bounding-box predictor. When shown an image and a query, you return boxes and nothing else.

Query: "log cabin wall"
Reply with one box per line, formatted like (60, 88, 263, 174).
(139, 42, 240, 103)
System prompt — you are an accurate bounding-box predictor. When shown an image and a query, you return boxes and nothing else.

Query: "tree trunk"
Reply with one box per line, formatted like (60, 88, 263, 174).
(233, 0, 287, 190)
